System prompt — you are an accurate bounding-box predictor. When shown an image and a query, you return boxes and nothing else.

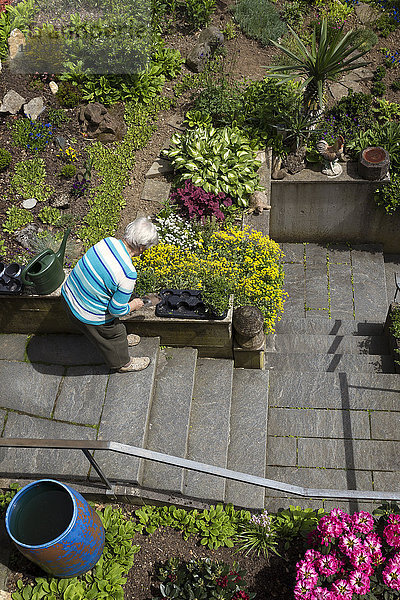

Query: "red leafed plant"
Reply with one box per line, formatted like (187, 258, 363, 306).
(0, 0, 12, 13)
(169, 179, 233, 222)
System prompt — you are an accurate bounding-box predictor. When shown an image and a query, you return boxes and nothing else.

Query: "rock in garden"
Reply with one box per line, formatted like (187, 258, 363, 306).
(49, 81, 59, 95)
(8, 28, 26, 60)
(355, 2, 380, 24)
(51, 192, 70, 209)
(198, 26, 224, 50)
(23, 96, 45, 120)
(186, 42, 212, 73)
(22, 198, 37, 209)
(13, 224, 41, 250)
(78, 102, 127, 142)
(0, 89, 25, 114)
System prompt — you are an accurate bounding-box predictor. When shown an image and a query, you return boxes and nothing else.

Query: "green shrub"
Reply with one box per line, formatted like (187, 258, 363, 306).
(47, 108, 70, 128)
(374, 13, 398, 38)
(0, 148, 12, 171)
(392, 79, 400, 90)
(324, 91, 376, 139)
(163, 125, 263, 206)
(374, 65, 387, 81)
(38, 206, 62, 225)
(59, 163, 77, 178)
(193, 78, 244, 127)
(57, 82, 83, 108)
(375, 175, 400, 214)
(233, 0, 286, 46)
(371, 81, 387, 96)
(11, 158, 54, 202)
(390, 307, 400, 338)
(151, 558, 255, 600)
(282, 0, 304, 27)
(152, 40, 184, 79)
(347, 121, 400, 170)
(3, 206, 33, 233)
(184, 0, 216, 29)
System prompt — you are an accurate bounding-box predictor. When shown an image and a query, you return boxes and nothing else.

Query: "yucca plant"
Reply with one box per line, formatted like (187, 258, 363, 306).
(265, 18, 368, 113)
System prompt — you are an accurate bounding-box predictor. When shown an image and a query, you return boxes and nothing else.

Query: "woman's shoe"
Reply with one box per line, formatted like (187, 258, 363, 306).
(127, 334, 141, 346)
(117, 357, 150, 372)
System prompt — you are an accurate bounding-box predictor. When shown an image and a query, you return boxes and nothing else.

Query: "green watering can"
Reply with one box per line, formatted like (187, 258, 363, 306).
(21, 228, 71, 295)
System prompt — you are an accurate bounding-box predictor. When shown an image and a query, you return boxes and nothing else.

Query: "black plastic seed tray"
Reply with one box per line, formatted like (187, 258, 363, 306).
(0, 263, 23, 295)
(155, 289, 227, 320)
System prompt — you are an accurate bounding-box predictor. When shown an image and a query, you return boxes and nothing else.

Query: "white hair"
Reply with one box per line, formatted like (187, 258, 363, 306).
(124, 217, 158, 249)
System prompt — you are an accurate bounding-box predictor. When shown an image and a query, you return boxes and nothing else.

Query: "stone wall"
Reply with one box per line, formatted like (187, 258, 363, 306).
(269, 162, 400, 253)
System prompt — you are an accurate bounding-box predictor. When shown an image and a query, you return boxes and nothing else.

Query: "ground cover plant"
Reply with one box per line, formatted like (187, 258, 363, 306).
(133, 225, 287, 329)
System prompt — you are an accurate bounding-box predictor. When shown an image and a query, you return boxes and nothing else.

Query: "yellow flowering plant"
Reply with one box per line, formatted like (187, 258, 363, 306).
(133, 226, 287, 331)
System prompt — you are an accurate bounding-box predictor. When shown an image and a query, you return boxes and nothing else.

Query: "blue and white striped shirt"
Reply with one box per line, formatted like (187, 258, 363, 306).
(62, 237, 137, 325)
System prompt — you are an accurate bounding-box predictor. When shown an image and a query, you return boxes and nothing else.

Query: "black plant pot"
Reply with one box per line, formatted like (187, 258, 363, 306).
(155, 289, 227, 320)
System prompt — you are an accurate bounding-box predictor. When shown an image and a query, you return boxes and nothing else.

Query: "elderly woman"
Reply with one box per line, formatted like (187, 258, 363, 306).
(61, 217, 159, 372)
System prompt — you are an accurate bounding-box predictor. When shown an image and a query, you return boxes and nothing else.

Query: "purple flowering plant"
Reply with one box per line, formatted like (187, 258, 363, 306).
(169, 180, 234, 222)
(295, 506, 400, 600)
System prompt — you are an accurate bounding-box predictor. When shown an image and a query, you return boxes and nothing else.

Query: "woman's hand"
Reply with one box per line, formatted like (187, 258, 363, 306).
(129, 298, 144, 312)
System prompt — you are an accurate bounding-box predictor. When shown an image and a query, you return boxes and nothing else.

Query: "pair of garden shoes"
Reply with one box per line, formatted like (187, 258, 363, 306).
(118, 334, 150, 372)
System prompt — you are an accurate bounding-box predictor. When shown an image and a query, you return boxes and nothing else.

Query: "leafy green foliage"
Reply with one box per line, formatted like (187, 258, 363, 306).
(233, 0, 286, 46)
(12, 505, 140, 600)
(0, 483, 20, 516)
(389, 308, 400, 338)
(57, 82, 83, 108)
(133, 503, 251, 549)
(184, 0, 216, 29)
(266, 17, 368, 110)
(347, 121, 400, 171)
(374, 65, 387, 81)
(323, 91, 376, 140)
(47, 108, 71, 129)
(10, 118, 53, 154)
(375, 174, 400, 214)
(184, 109, 213, 129)
(371, 81, 386, 96)
(59, 164, 77, 179)
(11, 158, 54, 203)
(38, 206, 62, 226)
(392, 79, 400, 90)
(374, 12, 398, 38)
(78, 97, 172, 248)
(3, 206, 33, 233)
(152, 39, 184, 79)
(151, 557, 255, 600)
(0, 0, 37, 58)
(273, 505, 324, 549)
(282, 0, 304, 27)
(0, 147, 12, 171)
(163, 125, 263, 207)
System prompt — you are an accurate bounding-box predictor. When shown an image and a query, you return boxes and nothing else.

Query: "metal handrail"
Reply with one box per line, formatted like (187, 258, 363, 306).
(0, 438, 399, 502)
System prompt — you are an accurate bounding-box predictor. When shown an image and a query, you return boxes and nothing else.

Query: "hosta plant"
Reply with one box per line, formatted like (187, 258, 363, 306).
(163, 126, 263, 207)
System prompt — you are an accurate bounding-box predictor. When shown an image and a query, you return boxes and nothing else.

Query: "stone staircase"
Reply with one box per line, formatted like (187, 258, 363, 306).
(1, 243, 400, 513)
(95, 340, 269, 510)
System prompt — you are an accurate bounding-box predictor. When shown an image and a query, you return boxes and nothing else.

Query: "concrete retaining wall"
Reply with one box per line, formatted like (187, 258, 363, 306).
(269, 162, 400, 252)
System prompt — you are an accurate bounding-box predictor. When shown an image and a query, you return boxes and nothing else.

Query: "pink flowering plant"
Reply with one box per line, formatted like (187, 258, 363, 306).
(295, 504, 400, 600)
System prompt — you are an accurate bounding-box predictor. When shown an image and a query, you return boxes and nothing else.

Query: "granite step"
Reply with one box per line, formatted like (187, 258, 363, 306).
(93, 337, 160, 484)
(182, 358, 233, 502)
(273, 333, 390, 355)
(265, 352, 395, 373)
(140, 347, 198, 493)
(225, 369, 269, 510)
(274, 317, 384, 336)
(269, 371, 400, 411)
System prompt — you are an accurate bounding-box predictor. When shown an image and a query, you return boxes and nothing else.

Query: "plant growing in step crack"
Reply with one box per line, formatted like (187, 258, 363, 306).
(162, 126, 263, 207)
